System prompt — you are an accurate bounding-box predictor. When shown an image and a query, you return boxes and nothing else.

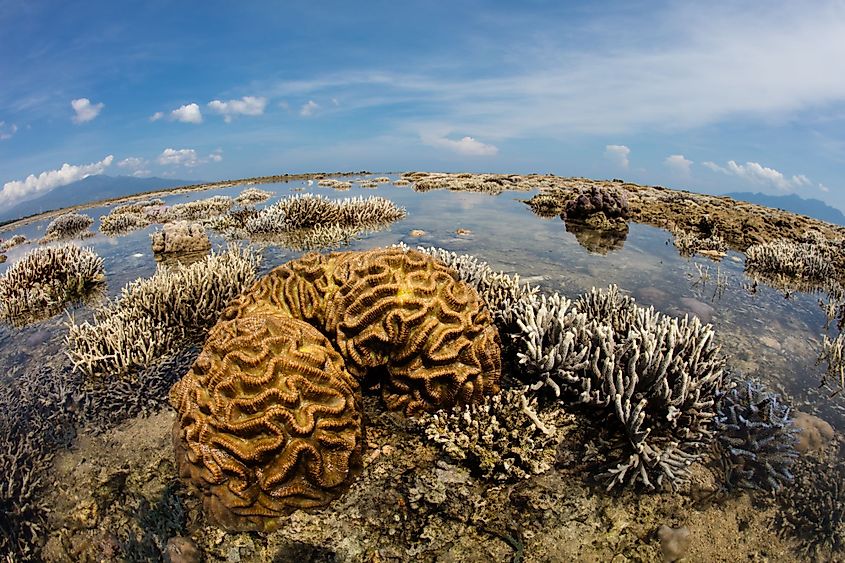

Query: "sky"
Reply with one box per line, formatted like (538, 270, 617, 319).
(2, 0, 845, 211)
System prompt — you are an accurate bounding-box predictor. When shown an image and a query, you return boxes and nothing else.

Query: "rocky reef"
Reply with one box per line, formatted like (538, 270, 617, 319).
(0, 244, 105, 325)
(66, 245, 259, 378)
(170, 247, 502, 530)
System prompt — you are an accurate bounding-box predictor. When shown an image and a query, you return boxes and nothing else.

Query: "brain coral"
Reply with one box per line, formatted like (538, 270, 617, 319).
(171, 247, 502, 529)
(170, 314, 364, 531)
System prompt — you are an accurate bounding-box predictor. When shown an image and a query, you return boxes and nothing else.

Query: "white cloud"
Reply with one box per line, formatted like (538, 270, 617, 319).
(665, 154, 693, 176)
(820, 183, 831, 192)
(149, 111, 164, 122)
(207, 96, 267, 122)
(605, 145, 630, 169)
(260, 4, 845, 139)
(132, 169, 151, 177)
(158, 148, 200, 167)
(117, 157, 147, 171)
(704, 159, 811, 190)
(300, 100, 319, 117)
(71, 98, 104, 124)
(0, 121, 17, 140)
(157, 148, 222, 167)
(424, 134, 499, 156)
(0, 155, 113, 207)
(170, 103, 203, 124)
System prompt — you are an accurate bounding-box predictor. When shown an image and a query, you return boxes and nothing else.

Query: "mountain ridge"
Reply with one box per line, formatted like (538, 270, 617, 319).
(723, 191, 845, 226)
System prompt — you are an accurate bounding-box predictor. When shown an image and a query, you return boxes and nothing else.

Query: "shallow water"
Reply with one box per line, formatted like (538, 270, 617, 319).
(1, 174, 839, 430)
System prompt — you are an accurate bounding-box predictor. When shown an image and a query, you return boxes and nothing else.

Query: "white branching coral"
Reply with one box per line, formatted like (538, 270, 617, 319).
(745, 235, 834, 285)
(0, 244, 104, 323)
(245, 193, 405, 234)
(234, 187, 273, 206)
(43, 213, 94, 241)
(65, 245, 260, 377)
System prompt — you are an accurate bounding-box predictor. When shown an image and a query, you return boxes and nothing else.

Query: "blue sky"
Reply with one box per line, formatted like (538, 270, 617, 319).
(2, 1, 845, 211)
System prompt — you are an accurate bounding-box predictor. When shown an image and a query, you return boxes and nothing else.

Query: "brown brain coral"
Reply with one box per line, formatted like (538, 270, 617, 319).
(171, 247, 502, 530)
(170, 313, 363, 531)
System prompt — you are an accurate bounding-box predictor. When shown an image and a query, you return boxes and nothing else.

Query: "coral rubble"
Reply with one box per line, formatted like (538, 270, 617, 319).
(420, 388, 574, 481)
(170, 247, 502, 530)
(66, 245, 259, 378)
(0, 244, 105, 325)
(714, 379, 798, 491)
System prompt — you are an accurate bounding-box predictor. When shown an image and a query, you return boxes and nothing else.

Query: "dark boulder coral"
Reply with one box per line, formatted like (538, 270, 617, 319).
(562, 185, 630, 225)
(170, 247, 502, 530)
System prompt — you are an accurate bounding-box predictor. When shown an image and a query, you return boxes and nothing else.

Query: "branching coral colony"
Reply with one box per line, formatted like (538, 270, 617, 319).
(65, 245, 259, 378)
(0, 244, 105, 325)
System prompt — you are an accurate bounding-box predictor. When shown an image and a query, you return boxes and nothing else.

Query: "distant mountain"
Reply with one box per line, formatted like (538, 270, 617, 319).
(724, 191, 845, 226)
(0, 175, 191, 223)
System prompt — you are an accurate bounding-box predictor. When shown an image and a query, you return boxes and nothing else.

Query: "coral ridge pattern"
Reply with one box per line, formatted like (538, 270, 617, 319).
(170, 247, 502, 530)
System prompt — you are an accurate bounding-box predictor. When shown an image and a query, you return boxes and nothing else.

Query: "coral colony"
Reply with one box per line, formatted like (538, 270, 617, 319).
(1, 177, 840, 559)
(170, 248, 501, 530)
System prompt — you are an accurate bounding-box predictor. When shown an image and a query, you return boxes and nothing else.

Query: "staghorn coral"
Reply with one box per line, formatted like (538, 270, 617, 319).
(234, 187, 273, 206)
(171, 247, 502, 530)
(672, 228, 727, 259)
(509, 285, 725, 490)
(66, 245, 259, 377)
(100, 211, 152, 236)
(818, 331, 845, 391)
(170, 314, 364, 531)
(245, 193, 405, 235)
(0, 244, 105, 325)
(420, 388, 574, 481)
(714, 379, 798, 491)
(43, 212, 94, 241)
(745, 234, 834, 289)
(775, 457, 845, 559)
(150, 221, 211, 256)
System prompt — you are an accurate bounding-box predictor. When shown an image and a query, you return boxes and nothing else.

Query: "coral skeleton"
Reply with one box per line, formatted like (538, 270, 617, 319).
(420, 388, 573, 481)
(234, 187, 273, 205)
(100, 210, 152, 236)
(818, 331, 845, 391)
(714, 379, 798, 491)
(0, 234, 27, 251)
(0, 244, 105, 324)
(65, 245, 259, 378)
(672, 228, 727, 258)
(150, 221, 211, 255)
(170, 247, 502, 530)
(245, 193, 405, 235)
(43, 212, 94, 241)
(745, 234, 834, 286)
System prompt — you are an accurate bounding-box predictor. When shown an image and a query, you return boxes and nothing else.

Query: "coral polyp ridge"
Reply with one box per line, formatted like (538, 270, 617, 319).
(171, 247, 503, 530)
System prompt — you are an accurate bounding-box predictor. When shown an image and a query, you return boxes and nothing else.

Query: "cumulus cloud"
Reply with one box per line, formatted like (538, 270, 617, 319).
(71, 98, 104, 124)
(117, 157, 147, 171)
(300, 100, 319, 117)
(207, 96, 267, 122)
(0, 121, 17, 140)
(170, 103, 203, 124)
(820, 183, 830, 192)
(703, 159, 811, 190)
(424, 134, 499, 156)
(0, 155, 113, 207)
(149, 111, 164, 122)
(605, 145, 630, 169)
(158, 148, 200, 167)
(665, 154, 693, 175)
(157, 148, 222, 167)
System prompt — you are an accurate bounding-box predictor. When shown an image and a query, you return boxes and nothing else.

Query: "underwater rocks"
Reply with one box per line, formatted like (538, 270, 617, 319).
(792, 411, 835, 454)
(171, 314, 364, 532)
(66, 245, 260, 378)
(714, 379, 798, 491)
(171, 247, 502, 530)
(0, 244, 105, 325)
